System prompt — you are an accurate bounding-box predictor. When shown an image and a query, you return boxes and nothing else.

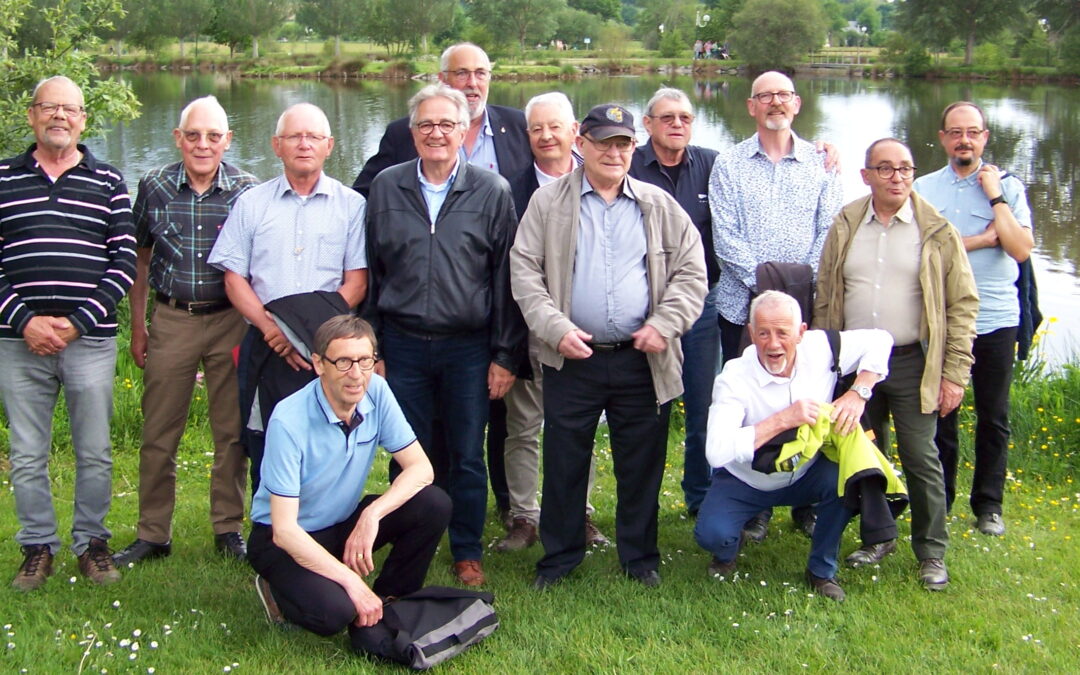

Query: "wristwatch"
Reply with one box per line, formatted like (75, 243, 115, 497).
(851, 384, 873, 401)
(988, 195, 1007, 207)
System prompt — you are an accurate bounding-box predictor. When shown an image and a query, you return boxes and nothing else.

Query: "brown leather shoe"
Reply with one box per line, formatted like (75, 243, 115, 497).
(584, 515, 610, 547)
(77, 537, 121, 586)
(254, 574, 285, 625)
(805, 570, 846, 602)
(12, 544, 53, 592)
(495, 518, 538, 552)
(707, 556, 737, 579)
(452, 559, 486, 587)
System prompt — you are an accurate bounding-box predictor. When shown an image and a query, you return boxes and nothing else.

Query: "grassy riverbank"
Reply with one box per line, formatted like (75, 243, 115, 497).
(0, 315, 1077, 672)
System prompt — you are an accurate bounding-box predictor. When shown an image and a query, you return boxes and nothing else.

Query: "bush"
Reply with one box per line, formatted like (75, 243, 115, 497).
(1019, 29, 1054, 67)
(972, 43, 1006, 70)
(658, 29, 686, 59)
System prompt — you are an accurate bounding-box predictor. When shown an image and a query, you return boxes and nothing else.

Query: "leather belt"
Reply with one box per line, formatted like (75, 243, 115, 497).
(590, 340, 634, 353)
(891, 342, 922, 357)
(155, 292, 232, 316)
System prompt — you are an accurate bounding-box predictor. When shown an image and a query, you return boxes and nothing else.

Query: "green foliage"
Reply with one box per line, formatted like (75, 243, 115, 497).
(893, 0, 1015, 66)
(296, 0, 365, 58)
(0, 0, 140, 158)
(877, 30, 933, 76)
(467, 0, 566, 51)
(595, 20, 632, 58)
(1060, 28, 1080, 74)
(554, 7, 604, 48)
(658, 27, 686, 57)
(729, 0, 826, 70)
(634, 0, 698, 49)
(208, 0, 290, 59)
(972, 42, 1006, 70)
(568, 0, 620, 21)
(1017, 26, 1052, 67)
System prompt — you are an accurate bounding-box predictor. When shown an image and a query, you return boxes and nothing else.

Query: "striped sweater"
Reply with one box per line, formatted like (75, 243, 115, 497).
(0, 144, 136, 338)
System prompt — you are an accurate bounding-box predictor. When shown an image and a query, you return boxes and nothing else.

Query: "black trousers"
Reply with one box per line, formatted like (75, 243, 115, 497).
(247, 485, 451, 636)
(935, 325, 1017, 515)
(536, 349, 669, 580)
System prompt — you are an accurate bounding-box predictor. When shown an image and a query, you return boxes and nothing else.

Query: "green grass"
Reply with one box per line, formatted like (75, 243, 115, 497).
(1, 313, 1078, 672)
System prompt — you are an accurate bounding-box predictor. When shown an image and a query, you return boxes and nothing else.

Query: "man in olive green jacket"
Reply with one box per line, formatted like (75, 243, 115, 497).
(812, 138, 978, 591)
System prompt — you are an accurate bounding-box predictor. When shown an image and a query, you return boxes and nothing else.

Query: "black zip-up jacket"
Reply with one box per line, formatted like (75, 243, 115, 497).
(363, 160, 526, 373)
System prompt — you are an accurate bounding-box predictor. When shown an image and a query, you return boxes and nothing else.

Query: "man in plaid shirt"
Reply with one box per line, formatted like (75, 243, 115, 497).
(113, 96, 258, 567)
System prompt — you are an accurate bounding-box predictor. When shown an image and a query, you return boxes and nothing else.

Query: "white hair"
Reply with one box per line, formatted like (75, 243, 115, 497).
(439, 42, 490, 72)
(274, 103, 331, 137)
(31, 75, 83, 105)
(178, 95, 229, 131)
(408, 85, 469, 128)
(749, 290, 802, 330)
(645, 87, 693, 117)
(524, 92, 575, 126)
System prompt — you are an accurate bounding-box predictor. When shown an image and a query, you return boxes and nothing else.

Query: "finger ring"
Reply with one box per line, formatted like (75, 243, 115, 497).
(356, 552, 363, 559)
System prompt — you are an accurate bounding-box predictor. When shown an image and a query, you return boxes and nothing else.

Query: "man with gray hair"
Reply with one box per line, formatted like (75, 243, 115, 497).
(696, 291, 893, 602)
(630, 87, 720, 518)
(1, 76, 136, 590)
(351, 42, 530, 196)
(363, 84, 524, 587)
(113, 96, 259, 567)
(209, 102, 367, 498)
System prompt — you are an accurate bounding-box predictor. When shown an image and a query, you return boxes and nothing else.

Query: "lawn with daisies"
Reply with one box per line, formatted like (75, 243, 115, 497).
(0, 320, 1077, 673)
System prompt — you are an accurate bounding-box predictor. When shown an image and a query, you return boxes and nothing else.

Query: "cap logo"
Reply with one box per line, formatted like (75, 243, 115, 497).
(606, 107, 623, 123)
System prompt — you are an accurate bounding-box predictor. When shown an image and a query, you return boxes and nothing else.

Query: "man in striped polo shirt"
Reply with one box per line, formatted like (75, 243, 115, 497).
(0, 76, 137, 591)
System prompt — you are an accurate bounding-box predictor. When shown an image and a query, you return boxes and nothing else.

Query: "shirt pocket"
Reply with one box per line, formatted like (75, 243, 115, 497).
(149, 211, 184, 260)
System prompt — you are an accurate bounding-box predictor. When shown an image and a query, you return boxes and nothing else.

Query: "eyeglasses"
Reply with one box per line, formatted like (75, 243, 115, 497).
(868, 164, 917, 179)
(32, 102, 85, 116)
(648, 113, 694, 126)
(414, 120, 462, 135)
(444, 68, 490, 83)
(181, 130, 226, 143)
(943, 127, 986, 140)
(751, 90, 796, 105)
(583, 136, 634, 153)
(277, 133, 328, 145)
(319, 354, 379, 372)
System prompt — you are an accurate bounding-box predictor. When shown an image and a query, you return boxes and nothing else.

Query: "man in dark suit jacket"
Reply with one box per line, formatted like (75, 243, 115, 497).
(352, 42, 530, 197)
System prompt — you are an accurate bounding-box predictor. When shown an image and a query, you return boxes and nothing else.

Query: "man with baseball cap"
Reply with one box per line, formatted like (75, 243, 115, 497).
(511, 104, 707, 588)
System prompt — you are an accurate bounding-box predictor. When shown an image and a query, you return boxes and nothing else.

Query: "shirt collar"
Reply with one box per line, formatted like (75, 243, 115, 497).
(416, 157, 461, 191)
(862, 196, 915, 227)
(312, 377, 374, 428)
(175, 161, 233, 194)
(944, 159, 984, 185)
(581, 172, 636, 201)
(641, 140, 693, 169)
(273, 171, 333, 199)
(746, 344, 802, 386)
(18, 143, 96, 172)
(746, 130, 809, 162)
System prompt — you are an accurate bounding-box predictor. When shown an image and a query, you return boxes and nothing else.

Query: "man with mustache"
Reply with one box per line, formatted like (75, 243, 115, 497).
(913, 102, 1034, 538)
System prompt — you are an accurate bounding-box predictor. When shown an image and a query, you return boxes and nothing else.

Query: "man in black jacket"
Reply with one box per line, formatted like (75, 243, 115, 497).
(363, 84, 526, 588)
(351, 42, 530, 197)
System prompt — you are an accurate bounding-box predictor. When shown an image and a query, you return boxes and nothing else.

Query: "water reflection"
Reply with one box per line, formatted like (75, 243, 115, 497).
(86, 73, 1078, 362)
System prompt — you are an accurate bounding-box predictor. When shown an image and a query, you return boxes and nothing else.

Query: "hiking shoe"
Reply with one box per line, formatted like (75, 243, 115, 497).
(12, 544, 53, 591)
(584, 515, 610, 547)
(495, 518, 538, 552)
(919, 558, 949, 591)
(976, 513, 1005, 537)
(255, 574, 286, 625)
(805, 570, 846, 602)
(112, 538, 171, 567)
(845, 539, 897, 567)
(77, 538, 121, 585)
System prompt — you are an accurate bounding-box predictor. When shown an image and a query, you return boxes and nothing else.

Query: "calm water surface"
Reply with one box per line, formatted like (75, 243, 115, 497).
(86, 74, 1080, 363)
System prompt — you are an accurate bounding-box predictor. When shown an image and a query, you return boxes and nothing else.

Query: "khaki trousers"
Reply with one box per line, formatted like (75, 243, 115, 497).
(137, 302, 247, 542)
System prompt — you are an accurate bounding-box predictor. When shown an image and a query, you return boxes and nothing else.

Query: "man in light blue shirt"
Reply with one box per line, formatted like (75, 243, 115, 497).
(913, 101, 1034, 537)
(247, 315, 450, 641)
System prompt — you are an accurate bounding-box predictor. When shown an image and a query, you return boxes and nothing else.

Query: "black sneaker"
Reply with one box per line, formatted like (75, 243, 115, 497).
(215, 532, 247, 561)
(112, 538, 172, 567)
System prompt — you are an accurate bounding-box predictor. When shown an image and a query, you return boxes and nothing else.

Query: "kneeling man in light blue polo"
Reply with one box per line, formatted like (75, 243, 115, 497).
(247, 315, 451, 643)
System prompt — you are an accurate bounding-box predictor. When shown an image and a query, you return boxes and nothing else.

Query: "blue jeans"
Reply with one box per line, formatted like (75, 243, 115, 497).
(0, 337, 117, 555)
(680, 291, 720, 512)
(694, 458, 854, 579)
(381, 328, 490, 561)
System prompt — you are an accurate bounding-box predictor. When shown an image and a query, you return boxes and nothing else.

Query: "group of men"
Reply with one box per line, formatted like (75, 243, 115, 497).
(2, 41, 1032, 641)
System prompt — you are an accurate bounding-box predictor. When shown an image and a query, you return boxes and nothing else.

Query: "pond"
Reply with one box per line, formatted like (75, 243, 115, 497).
(85, 73, 1080, 364)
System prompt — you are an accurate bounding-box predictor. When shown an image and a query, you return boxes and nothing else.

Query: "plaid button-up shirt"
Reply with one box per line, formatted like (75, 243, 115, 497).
(134, 161, 258, 303)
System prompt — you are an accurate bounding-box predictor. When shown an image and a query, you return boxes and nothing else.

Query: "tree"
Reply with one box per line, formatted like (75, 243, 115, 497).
(209, 0, 290, 59)
(554, 7, 603, 48)
(466, 0, 565, 51)
(729, 0, 825, 69)
(360, 0, 456, 56)
(634, 0, 698, 50)
(1, 0, 140, 157)
(296, 0, 365, 58)
(568, 0, 620, 21)
(894, 0, 1015, 66)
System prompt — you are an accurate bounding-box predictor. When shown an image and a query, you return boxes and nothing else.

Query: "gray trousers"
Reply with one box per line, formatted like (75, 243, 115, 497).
(0, 337, 117, 555)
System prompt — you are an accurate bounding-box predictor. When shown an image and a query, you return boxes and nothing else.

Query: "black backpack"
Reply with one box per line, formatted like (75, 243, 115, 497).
(349, 587, 498, 669)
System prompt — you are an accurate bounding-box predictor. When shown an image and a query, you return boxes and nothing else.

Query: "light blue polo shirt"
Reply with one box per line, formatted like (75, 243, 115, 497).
(250, 374, 416, 531)
(914, 162, 1032, 335)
